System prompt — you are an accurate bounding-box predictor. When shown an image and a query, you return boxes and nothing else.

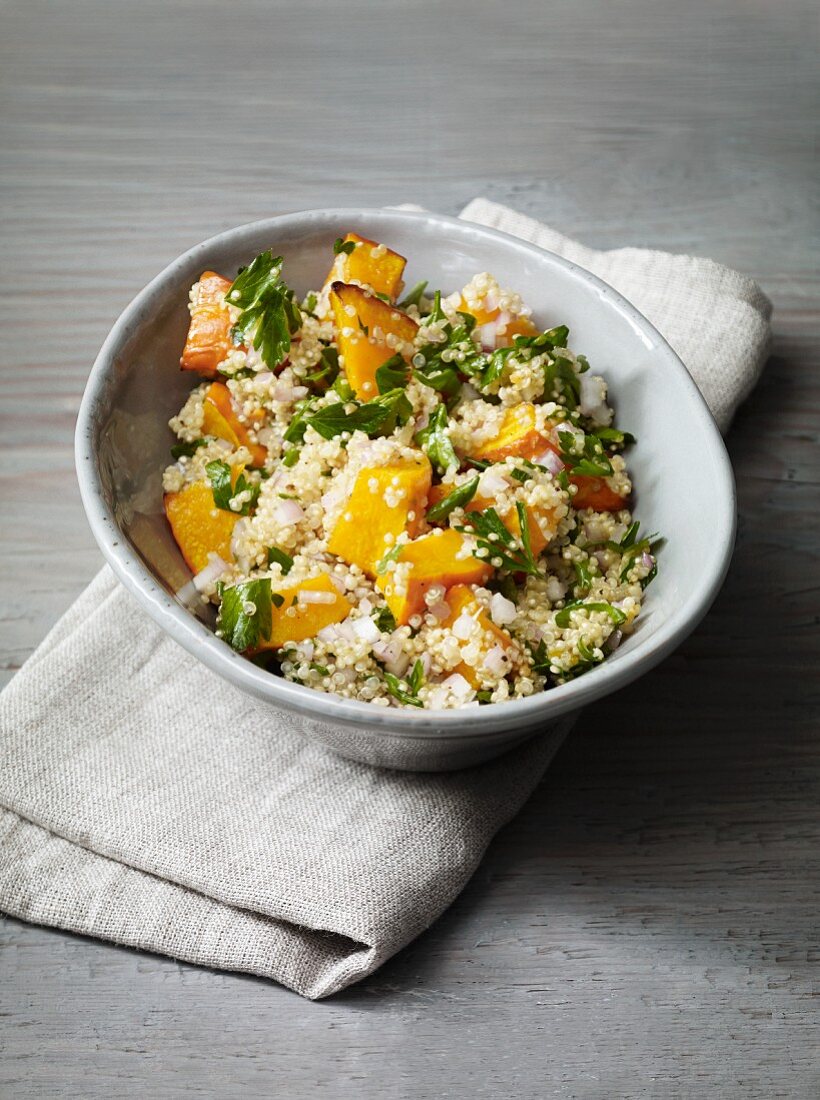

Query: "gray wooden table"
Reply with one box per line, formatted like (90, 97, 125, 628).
(1, 1, 818, 1095)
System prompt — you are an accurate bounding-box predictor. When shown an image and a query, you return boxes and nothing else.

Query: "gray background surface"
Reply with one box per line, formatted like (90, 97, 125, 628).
(1, 1, 818, 1096)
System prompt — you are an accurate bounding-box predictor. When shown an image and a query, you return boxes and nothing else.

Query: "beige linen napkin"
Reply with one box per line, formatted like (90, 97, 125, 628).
(0, 201, 771, 999)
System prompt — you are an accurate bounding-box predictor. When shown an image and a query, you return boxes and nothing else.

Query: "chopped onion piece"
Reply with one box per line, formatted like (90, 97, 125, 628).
(452, 612, 476, 640)
(429, 600, 450, 621)
(490, 592, 517, 626)
(537, 448, 565, 477)
(276, 499, 304, 525)
(193, 554, 229, 592)
(351, 616, 380, 643)
(483, 644, 508, 676)
(579, 373, 612, 425)
(477, 321, 498, 349)
(441, 672, 473, 699)
(605, 629, 623, 653)
(478, 467, 509, 498)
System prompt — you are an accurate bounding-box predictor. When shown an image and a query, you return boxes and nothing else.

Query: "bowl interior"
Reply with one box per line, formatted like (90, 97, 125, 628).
(79, 209, 734, 738)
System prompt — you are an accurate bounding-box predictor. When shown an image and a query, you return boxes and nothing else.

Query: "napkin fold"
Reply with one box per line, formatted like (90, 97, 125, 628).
(0, 201, 771, 999)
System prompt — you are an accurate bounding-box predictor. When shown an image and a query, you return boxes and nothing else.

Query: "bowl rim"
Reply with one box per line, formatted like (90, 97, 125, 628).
(75, 206, 736, 738)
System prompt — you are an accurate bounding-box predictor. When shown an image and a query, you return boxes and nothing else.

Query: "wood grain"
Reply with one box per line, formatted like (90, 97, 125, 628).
(1, 0, 818, 1095)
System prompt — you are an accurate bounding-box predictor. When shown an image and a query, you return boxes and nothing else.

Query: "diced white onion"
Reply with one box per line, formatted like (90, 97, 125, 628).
(441, 672, 473, 699)
(373, 638, 402, 663)
(546, 576, 565, 602)
(579, 374, 612, 424)
(321, 486, 345, 512)
(641, 551, 654, 570)
(256, 427, 278, 448)
(478, 467, 509, 498)
(351, 616, 380, 643)
(478, 322, 498, 349)
(456, 385, 479, 409)
(483, 644, 508, 676)
(385, 652, 411, 678)
(316, 624, 340, 643)
(490, 592, 517, 626)
(552, 420, 583, 446)
(452, 612, 475, 640)
(276, 499, 304, 525)
(193, 554, 229, 592)
(273, 381, 308, 403)
(537, 448, 565, 476)
(429, 600, 451, 621)
(229, 518, 247, 561)
(605, 629, 623, 653)
(175, 580, 200, 607)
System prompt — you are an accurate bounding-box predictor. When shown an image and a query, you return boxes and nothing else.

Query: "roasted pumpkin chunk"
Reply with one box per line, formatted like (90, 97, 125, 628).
(164, 479, 239, 574)
(254, 574, 352, 650)
(376, 528, 493, 626)
(467, 404, 553, 464)
(328, 456, 432, 577)
(571, 475, 628, 512)
(330, 282, 418, 399)
(456, 297, 538, 348)
(202, 381, 267, 467)
(180, 271, 234, 377)
(443, 584, 514, 688)
(324, 233, 407, 300)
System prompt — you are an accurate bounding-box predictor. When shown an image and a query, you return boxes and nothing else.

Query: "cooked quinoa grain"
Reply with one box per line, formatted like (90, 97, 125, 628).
(165, 235, 660, 709)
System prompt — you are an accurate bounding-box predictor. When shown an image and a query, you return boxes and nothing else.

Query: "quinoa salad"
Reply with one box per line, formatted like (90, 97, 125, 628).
(163, 233, 660, 710)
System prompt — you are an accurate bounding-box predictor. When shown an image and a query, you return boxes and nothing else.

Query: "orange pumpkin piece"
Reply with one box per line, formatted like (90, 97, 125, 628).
(202, 381, 267, 467)
(376, 528, 493, 626)
(570, 475, 628, 512)
(426, 482, 558, 555)
(468, 404, 553, 464)
(457, 297, 538, 348)
(164, 479, 239, 574)
(442, 584, 514, 688)
(252, 574, 352, 651)
(330, 282, 418, 399)
(328, 456, 432, 577)
(180, 271, 235, 377)
(324, 233, 407, 300)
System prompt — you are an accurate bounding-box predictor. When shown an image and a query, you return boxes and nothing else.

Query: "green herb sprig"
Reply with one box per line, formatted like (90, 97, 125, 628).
(171, 438, 206, 460)
(225, 251, 301, 370)
(217, 578, 281, 651)
(205, 460, 261, 516)
(415, 403, 457, 472)
(459, 504, 541, 576)
(425, 476, 480, 522)
(384, 659, 425, 707)
(554, 600, 627, 629)
(267, 547, 294, 575)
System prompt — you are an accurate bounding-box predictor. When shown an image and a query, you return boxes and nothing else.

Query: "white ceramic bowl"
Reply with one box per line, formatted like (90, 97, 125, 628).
(75, 208, 735, 770)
